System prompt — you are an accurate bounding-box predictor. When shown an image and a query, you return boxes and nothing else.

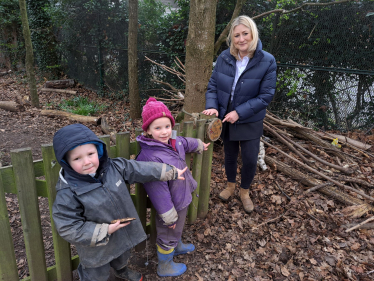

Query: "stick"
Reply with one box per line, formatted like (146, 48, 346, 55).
(346, 216, 374, 232)
(252, 210, 290, 230)
(275, 181, 291, 201)
(304, 183, 331, 193)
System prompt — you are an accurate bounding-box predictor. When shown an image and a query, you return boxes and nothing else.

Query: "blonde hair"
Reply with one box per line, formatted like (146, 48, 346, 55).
(226, 15, 259, 59)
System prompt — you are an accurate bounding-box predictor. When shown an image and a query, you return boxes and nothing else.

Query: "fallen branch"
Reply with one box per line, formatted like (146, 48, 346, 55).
(40, 88, 77, 94)
(0, 101, 24, 112)
(40, 110, 101, 124)
(44, 79, 75, 89)
(316, 131, 371, 151)
(346, 216, 374, 233)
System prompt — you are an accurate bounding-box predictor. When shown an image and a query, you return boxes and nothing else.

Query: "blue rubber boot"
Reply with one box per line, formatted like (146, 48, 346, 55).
(157, 249, 187, 277)
(174, 240, 195, 256)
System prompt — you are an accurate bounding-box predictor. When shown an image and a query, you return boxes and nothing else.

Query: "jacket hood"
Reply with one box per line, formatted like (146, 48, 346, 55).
(53, 123, 108, 180)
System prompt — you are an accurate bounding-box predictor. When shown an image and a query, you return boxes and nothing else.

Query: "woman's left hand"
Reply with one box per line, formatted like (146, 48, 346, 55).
(222, 110, 239, 124)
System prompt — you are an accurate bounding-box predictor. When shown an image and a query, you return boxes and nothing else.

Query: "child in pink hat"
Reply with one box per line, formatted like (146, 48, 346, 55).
(136, 97, 210, 277)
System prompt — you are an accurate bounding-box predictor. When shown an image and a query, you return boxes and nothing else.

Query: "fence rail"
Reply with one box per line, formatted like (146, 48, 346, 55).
(0, 120, 214, 281)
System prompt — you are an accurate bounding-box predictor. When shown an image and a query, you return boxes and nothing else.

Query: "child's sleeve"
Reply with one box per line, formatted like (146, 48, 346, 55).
(180, 137, 204, 154)
(143, 181, 178, 226)
(112, 158, 179, 184)
(52, 192, 110, 247)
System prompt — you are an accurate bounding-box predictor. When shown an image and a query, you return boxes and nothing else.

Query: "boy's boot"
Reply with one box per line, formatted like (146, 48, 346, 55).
(239, 188, 254, 213)
(218, 182, 236, 201)
(157, 247, 187, 277)
(114, 267, 143, 281)
(174, 240, 195, 256)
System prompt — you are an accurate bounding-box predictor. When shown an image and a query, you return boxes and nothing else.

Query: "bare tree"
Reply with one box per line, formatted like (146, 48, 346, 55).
(18, 0, 39, 108)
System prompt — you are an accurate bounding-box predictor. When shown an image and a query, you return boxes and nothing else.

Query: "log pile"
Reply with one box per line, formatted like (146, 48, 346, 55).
(262, 111, 374, 219)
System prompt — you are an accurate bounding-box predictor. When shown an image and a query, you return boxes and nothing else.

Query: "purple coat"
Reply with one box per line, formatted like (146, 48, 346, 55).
(136, 135, 202, 225)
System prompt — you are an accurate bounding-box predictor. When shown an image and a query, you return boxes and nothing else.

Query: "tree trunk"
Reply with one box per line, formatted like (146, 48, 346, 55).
(18, 0, 39, 108)
(183, 0, 217, 119)
(40, 88, 77, 94)
(128, 0, 141, 120)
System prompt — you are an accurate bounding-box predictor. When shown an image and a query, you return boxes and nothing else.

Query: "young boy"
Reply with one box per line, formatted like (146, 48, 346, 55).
(52, 123, 187, 281)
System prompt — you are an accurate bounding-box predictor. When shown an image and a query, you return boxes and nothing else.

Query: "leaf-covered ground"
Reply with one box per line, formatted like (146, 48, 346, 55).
(1, 71, 374, 281)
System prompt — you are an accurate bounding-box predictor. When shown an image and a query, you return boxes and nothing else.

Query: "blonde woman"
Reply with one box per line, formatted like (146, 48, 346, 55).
(203, 15, 277, 213)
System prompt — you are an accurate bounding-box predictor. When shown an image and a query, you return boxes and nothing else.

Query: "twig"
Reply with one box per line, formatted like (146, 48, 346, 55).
(305, 183, 331, 193)
(346, 216, 374, 232)
(252, 210, 290, 230)
(262, 140, 374, 202)
(332, 176, 374, 188)
(275, 181, 291, 201)
(151, 79, 179, 92)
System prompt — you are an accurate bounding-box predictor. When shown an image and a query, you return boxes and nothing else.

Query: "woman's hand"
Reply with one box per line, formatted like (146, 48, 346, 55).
(176, 166, 188, 180)
(108, 221, 130, 234)
(222, 110, 239, 124)
(202, 109, 218, 117)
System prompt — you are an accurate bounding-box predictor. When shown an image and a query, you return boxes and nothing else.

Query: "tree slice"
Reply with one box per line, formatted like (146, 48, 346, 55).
(110, 218, 136, 224)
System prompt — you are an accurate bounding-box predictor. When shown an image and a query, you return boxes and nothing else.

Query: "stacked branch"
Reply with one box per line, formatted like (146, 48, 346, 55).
(262, 112, 374, 218)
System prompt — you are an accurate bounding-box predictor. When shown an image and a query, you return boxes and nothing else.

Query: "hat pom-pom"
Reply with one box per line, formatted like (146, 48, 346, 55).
(146, 97, 157, 104)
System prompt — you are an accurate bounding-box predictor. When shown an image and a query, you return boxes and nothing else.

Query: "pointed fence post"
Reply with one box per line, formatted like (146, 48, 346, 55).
(187, 119, 206, 224)
(0, 169, 19, 281)
(42, 144, 73, 281)
(11, 148, 48, 281)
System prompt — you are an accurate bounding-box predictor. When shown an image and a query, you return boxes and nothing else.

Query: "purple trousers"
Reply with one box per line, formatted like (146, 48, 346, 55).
(155, 207, 188, 251)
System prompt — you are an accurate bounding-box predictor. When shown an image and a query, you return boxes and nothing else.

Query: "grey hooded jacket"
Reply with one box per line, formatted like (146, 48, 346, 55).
(52, 124, 179, 268)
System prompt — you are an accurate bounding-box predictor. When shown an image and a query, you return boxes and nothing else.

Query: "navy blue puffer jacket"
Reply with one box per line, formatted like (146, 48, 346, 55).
(205, 40, 277, 124)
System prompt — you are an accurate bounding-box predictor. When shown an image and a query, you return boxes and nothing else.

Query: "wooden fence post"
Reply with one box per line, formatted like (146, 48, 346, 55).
(183, 121, 194, 169)
(41, 144, 73, 281)
(0, 169, 19, 281)
(134, 128, 147, 251)
(187, 119, 206, 224)
(197, 123, 214, 218)
(11, 148, 48, 281)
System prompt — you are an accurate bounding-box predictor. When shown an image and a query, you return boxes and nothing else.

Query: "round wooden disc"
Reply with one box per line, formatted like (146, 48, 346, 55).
(207, 118, 222, 141)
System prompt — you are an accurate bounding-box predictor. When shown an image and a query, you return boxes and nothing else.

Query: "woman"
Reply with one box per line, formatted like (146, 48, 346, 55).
(202, 15, 277, 213)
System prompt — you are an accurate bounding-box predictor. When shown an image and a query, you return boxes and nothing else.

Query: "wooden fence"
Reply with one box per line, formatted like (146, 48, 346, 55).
(0, 120, 214, 281)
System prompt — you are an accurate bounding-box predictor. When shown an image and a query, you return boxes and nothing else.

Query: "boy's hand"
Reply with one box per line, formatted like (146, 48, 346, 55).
(176, 166, 188, 180)
(108, 221, 130, 234)
(168, 224, 176, 229)
(203, 142, 210, 151)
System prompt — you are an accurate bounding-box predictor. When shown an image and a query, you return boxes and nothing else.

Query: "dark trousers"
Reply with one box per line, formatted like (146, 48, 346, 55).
(155, 207, 188, 251)
(222, 128, 261, 189)
(77, 249, 131, 281)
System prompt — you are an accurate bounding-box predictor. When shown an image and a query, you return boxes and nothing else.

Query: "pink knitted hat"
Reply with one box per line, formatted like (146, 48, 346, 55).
(141, 97, 175, 131)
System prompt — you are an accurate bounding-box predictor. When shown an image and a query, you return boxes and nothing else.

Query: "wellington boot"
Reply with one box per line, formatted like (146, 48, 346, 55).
(157, 249, 187, 277)
(218, 182, 236, 201)
(239, 188, 254, 213)
(174, 240, 195, 256)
